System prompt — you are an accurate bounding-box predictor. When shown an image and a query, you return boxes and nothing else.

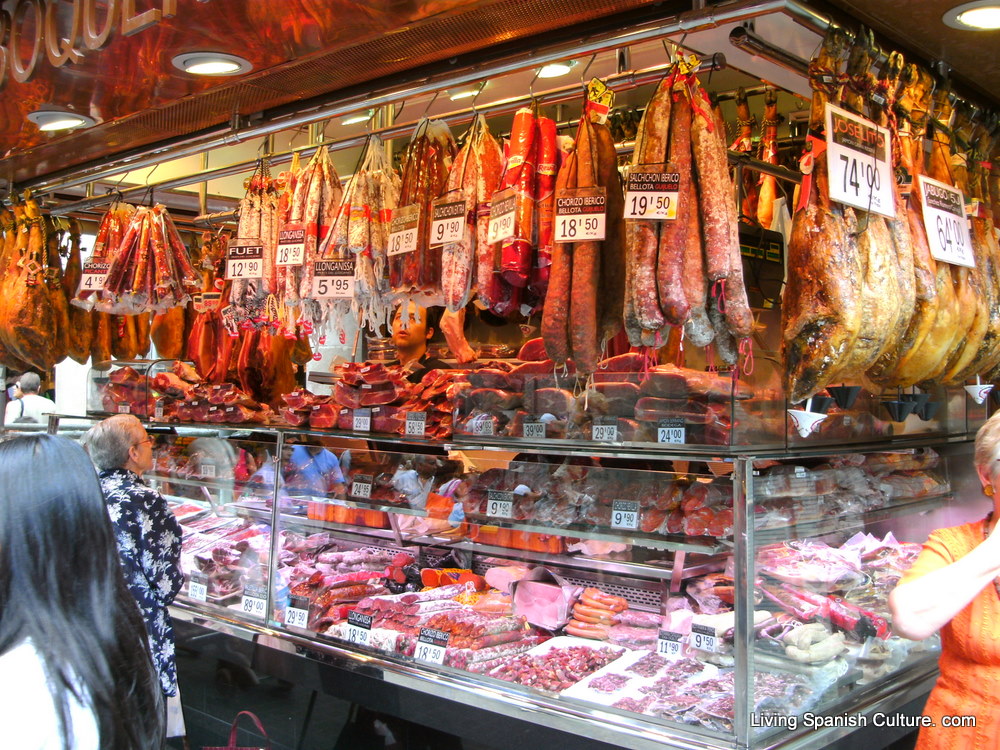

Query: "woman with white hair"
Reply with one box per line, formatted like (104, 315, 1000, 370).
(890, 411, 1000, 748)
(83, 415, 185, 738)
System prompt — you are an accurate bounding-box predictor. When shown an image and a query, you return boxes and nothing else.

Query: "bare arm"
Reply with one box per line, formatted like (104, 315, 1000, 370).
(889, 525, 1000, 641)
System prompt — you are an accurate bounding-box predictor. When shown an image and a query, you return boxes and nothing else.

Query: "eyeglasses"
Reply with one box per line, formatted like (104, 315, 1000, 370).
(133, 437, 153, 447)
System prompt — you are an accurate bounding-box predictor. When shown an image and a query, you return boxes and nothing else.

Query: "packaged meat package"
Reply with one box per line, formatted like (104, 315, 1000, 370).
(511, 567, 583, 630)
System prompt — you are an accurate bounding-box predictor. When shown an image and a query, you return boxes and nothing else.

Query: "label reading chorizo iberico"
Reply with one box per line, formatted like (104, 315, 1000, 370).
(919, 175, 975, 267)
(415, 628, 449, 665)
(78, 261, 111, 293)
(387, 205, 420, 256)
(276, 224, 306, 266)
(226, 240, 264, 279)
(312, 259, 356, 299)
(624, 165, 681, 220)
(430, 199, 466, 246)
(824, 104, 894, 219)
(555, 186, 607, 242)
(487, 188, 517, 243)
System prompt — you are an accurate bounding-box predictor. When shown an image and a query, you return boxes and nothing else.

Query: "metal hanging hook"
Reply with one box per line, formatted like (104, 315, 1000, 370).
(421, 90, 440, 120)
(579, 53, 597, 87)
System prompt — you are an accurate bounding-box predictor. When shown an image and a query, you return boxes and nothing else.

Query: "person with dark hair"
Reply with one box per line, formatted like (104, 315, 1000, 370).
(391, 302, 451, 383)
(0, 434, 165, 749)
(82, 415, 185, 737)
(4, 371, 55, 425)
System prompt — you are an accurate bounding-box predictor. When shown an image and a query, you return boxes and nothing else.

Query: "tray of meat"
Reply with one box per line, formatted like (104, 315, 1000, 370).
(486, 637, 626, 693)
(170, 502, 209, 524)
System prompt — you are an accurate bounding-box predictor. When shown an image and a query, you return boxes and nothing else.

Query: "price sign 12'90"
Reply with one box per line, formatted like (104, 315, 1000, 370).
(226, 241, 265, 280)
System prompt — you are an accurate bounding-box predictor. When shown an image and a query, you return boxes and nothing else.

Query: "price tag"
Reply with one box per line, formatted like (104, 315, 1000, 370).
(276, 225, 306, 266)
(387, 204, 420, 256)
(202, 463, 217, 478)
(487, 188, 517, 243)
(430, 199, 466, 246)
(657, 418, 686, 444)
(226, 240, 265, 279)
(471, 416, 495, 436)
(78, 261, 110, 293)
(405, 411, 426, 437)
(919, 175, 975, 267)
(486, 489, 514, 519)
(117, 403, 130, 414)
(592, 417, 618, 442)
(240, 583, 268, 618)
(285, 596, 310, 629)
(345, 611, 373, 646)
(824, 104, 894, 219)
(312, 259, 356, 299)
(188, 572, 208, 602)
(555, 186, 607, 242)
(522, 420, 546, 439)
(689, 623, 720, 653)
(624, 166, 681, 220)
(611, 499, 640, 530)
(657, 630, 684, 659)
(414, 627, 449, 665)
(352, 408, 371, 432)
(351, 474, 373, 499)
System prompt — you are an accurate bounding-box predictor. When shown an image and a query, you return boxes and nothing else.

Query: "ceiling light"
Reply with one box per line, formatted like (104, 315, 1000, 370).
(943, 1, 1000, 29)
(537, 60, 577, 79)
(449, 88, 479, 101)
(171, 52, 253, 76)
(27, 109, 97, 132)
(341, 110, 374, 126)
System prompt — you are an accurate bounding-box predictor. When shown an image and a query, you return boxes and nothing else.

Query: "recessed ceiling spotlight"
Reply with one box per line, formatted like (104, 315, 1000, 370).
(943, 1, 1000, 29)
(537, 60, 578, 79)
(171, 52, 253, 76)
(27, 109, 97, 132)
(341, 110, 374, 126)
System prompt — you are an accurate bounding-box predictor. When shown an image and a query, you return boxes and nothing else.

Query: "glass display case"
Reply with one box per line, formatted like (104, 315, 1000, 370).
(51, 414, 985, 750)
(86, 358, 192, 419)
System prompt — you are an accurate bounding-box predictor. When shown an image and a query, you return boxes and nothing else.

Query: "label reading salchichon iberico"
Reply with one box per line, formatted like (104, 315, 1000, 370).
(487, 188, 517, 243)
(555, 186, 607, 242)
(624, 165, 681, 220)
(430, 199, 466, 246)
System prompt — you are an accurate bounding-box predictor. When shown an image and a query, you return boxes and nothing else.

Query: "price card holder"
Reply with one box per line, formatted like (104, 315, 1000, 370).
(352, 408, 371, 432)
(312, 259, 356, 299)
(430, 198, 467, 246)
(414, 627, 449, 665)
(351, 474, 373, 499)
(405, 411, 426, 437)
(471, 416, 495, 437)
(657, 418, 686, 444)
(276, 224, 306, 266)
(487, 187, 517, 243)
(919, 175, 975, 267)
(657, 630, 684, 659)
(345, 611, 374, 646)
(611, 499, 640, 530)
(78, 261, 111, 293)
(689, 623, 720, 653)
(592, 416, 618, 443)
(226, 239, 265, 280)
(153, 399, 165, 420)
(555, 186, 607, 242)
(117, 403, 130, 414)
(240, 583, 268, 618)
(388, 205, 420, 256)
(522, 418, 546, 439)
(624, 165, 681, 220)
(285, 595, 310, 629)
(824, 104, 894, 219)
(486, 489, 515, 519)
(202, 462, 217, 479)
(188, 572, 208, 602)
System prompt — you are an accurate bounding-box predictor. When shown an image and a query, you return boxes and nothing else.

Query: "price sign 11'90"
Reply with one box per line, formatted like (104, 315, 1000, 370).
(657, 630, 684, 659)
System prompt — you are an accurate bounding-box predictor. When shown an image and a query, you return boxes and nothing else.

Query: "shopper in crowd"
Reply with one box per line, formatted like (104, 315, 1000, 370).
(3, 371, 56, 424)
(391, 301, 451, 383)
(890, 410, 1000, 748)
(0, 434, 165, 749)
(82, 415, 186, 738)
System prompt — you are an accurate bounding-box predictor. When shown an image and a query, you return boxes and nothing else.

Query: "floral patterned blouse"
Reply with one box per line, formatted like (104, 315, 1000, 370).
(99, 468, 184, 697)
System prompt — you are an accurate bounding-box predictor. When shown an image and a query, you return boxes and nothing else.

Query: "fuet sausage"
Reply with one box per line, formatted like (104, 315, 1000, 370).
(569, 117, 601, 374)
(657, 84, 693, 325)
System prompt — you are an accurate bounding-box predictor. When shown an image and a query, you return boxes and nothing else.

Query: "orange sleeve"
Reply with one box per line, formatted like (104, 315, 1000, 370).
(898, 530, 958, 586)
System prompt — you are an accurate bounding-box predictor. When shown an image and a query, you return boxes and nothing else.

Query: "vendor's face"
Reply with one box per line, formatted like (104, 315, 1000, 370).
(392, 304, 431, 348)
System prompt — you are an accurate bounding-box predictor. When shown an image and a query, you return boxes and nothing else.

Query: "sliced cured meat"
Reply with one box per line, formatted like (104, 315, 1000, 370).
(517, 337, 547, 361)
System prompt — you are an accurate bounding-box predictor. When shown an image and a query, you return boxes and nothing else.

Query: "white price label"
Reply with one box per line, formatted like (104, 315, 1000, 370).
(351, 474, 373, 499)
(919, 175, 975, 267)
(352, 408, 371, 432)
(240, 584, 267, 618)
(657, 418, 686, 444)
(226, 241, 265, 280)
(487, 188, 517, 243)
(690, 624, 720, 653)
(285, 597, 310, 629)
(472, 417, 495, 436)
(312, 259, 356, 299)
(657, 630, 684, 659)
(624, 168, 680, 220)
(202, 463, 216, 478)
(592, 420, 618, 442)
(276, 225, 306, 266)
(188, 573, 208, 602)
(117, 403, 130, 414)
(78, 261, 110, 293)
(824, 104, 894, 219)
(522, 421, 545, 439)
(154, 400, 165, 420)
(487, 490, 515, 519)
(430, 199, 466, 246)
(555, 187, 607, 242)
(405, 411, 426, 437)
(611, 499, 640, 530)
(346, 611, 373, 646)
(388, 204, 420, 256)
(414, 628, 448, 665)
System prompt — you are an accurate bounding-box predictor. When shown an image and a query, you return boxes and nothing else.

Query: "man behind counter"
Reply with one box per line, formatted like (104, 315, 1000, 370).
(392, 301, 476, 382)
